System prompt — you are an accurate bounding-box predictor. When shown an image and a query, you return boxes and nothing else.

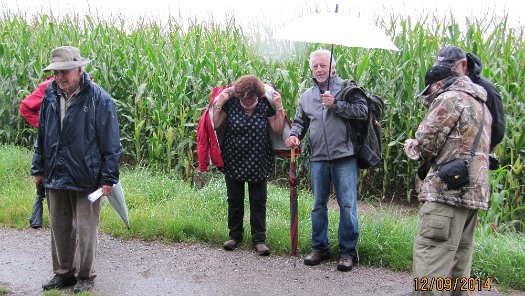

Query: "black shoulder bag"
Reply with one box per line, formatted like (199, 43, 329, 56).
(432, 107, 485, 190)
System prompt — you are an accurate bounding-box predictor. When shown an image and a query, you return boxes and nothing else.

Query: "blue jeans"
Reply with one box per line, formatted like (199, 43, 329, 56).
(310, 157, 359, 258)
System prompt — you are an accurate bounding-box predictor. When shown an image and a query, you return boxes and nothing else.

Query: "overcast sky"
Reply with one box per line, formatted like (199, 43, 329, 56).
(2, 0, 523, 29)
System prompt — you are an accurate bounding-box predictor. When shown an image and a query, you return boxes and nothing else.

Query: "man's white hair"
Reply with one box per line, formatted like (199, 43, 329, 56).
(309, 49, 336, 68)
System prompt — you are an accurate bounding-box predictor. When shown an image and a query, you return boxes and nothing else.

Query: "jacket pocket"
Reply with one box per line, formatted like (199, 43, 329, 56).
(84, 153, 100, 185)
(91, 154, 101, 181)
(418, 202, 453, 241)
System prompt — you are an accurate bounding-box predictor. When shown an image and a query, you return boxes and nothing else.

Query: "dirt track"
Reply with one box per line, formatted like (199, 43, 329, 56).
(1, 227, 522, 296)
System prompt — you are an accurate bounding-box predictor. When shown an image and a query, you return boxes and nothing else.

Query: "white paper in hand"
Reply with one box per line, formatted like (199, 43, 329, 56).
(88, 188, 103, 203)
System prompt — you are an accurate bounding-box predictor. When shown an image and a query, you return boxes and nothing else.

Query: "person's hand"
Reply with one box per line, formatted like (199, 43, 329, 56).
(286, 136, 300, 148)
(321, 91, 334, 108)
(272, 91, 283, 110)
(102, 185, 113, 196)
(403, 138, 420, 160)
(33, 174, 44, 186)
(215, 89, 231, 107)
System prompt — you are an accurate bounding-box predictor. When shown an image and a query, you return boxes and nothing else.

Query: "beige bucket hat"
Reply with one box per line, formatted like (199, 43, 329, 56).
(43, 46, 91, 71)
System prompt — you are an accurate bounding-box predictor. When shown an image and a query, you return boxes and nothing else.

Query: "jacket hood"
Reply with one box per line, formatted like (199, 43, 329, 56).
(466, 52, 482, 78)
(444, 76, 487, 103)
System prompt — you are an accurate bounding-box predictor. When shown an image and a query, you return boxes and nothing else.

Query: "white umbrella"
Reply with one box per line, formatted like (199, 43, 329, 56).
(88, 181, 130, 229)
(107, 181, 130, 229)
(272, 12, 399, 51)
(273, 11, 398, 90)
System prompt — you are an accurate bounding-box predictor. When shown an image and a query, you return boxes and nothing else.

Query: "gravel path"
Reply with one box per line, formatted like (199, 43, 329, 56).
(1, 227, 522, 296)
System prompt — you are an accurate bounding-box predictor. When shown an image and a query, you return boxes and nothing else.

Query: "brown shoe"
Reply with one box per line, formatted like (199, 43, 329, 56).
(304, 250, 330, 266)
(254, 243, 271, 256)
(337, 257, 353, 272)
(223, 239, 240, 251)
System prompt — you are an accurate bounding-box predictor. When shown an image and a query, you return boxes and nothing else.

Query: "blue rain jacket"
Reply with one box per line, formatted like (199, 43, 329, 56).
(31, 72, 123, 192)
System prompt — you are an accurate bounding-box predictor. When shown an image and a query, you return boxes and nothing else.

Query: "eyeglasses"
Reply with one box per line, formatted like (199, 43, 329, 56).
(241, 93, 258, 101)
(53, 69, 75, 76)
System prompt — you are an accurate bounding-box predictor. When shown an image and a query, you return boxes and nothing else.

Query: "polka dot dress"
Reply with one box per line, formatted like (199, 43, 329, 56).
(220, 97, 276, 182)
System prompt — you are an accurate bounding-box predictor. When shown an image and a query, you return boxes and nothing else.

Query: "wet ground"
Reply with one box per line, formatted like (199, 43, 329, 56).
(1, 227, 522, 296)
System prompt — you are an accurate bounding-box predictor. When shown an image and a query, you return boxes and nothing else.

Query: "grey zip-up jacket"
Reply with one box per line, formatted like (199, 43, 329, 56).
(289, 76, 368, 161)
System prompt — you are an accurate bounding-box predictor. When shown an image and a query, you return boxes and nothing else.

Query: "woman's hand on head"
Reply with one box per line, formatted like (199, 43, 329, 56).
(217, 90, 231, 105)
(272, 91, 283, 109)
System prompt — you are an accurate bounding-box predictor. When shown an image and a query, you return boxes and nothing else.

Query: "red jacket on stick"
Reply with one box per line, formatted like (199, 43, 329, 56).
(196, 85, 230, 172)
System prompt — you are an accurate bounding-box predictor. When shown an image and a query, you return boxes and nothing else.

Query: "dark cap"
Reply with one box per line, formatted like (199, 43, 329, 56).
(435, 46, 467, 66)
(466, 52, 482, 76)
(418, 65, 457, 96)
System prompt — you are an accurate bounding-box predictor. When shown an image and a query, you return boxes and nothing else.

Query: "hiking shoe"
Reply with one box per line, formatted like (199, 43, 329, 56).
(42, 274, 77, 290)
(304, 250, 330, 266)
(254, 243, 271, 256)
(337, 257, 353, 272)
(223, 239, 241, 251)
(74, 279, 94, 293)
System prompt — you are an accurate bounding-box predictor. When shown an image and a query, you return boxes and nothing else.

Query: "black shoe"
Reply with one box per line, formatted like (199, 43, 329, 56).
(254, 243, 271, 256)
(74, 278, 94, 293)
(304, 250, 330, 266)
(223, 239, 241, 251)
(42, 274, 77, 290)
(337, 257, 353, 272)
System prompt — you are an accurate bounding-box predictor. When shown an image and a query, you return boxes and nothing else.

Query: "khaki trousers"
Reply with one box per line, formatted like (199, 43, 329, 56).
(412, 201, 478, 296)
(47, 189, 101, 280)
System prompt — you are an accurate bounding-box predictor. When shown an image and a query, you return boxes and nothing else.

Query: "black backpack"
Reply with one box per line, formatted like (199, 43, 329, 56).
(337, 80, 385, 169)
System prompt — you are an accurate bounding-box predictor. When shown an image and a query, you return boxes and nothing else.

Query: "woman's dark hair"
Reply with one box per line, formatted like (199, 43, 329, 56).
(233, 75, 265, 100)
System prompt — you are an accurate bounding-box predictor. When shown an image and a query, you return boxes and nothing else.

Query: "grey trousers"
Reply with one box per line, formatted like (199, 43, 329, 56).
(47, 189, 101, 280)
(412, 201, 478, 296)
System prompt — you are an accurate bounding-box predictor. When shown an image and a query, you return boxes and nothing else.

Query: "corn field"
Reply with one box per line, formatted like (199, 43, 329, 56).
(0, 10, 523, 232)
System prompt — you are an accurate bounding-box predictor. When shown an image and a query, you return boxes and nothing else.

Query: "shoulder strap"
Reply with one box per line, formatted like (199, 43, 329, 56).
(469, 105, 485, 158)
(335, 80, 367, 102)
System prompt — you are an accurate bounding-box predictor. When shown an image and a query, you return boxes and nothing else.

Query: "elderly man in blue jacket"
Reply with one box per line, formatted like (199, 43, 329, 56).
(31, 46, 123, 293)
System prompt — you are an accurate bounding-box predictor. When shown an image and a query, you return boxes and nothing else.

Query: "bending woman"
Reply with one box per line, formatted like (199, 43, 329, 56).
(213, 75, 286, 256)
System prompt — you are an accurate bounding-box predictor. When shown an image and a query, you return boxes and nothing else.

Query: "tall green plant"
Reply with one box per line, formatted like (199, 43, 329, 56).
(1, 9, 523, 232)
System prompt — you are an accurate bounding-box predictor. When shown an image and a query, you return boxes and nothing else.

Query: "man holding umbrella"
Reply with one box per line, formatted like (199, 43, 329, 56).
(31, 46, 123, 293)
(285, 49, 368, 272)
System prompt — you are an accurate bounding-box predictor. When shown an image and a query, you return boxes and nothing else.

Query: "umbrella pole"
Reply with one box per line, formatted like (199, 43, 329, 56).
(289, 148, 299, 256)
(326, 4, 338, 92)
(327, 43, 334, 92)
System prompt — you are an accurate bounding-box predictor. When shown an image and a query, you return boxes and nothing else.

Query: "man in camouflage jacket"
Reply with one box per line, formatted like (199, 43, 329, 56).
(404, 65, 491, 295)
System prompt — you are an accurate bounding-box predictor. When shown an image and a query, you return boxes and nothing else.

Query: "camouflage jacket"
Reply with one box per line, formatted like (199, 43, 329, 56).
(414, 76, 492, 210)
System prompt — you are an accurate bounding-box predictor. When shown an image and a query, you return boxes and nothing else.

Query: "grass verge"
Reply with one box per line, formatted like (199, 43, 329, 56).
(0, 144, 523, 291)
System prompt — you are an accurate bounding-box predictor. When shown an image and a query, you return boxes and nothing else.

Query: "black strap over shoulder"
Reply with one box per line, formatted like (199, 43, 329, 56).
(470, 105, 486, 157)
(334, 80, 369, 141)
(335, 80, 367, 101)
